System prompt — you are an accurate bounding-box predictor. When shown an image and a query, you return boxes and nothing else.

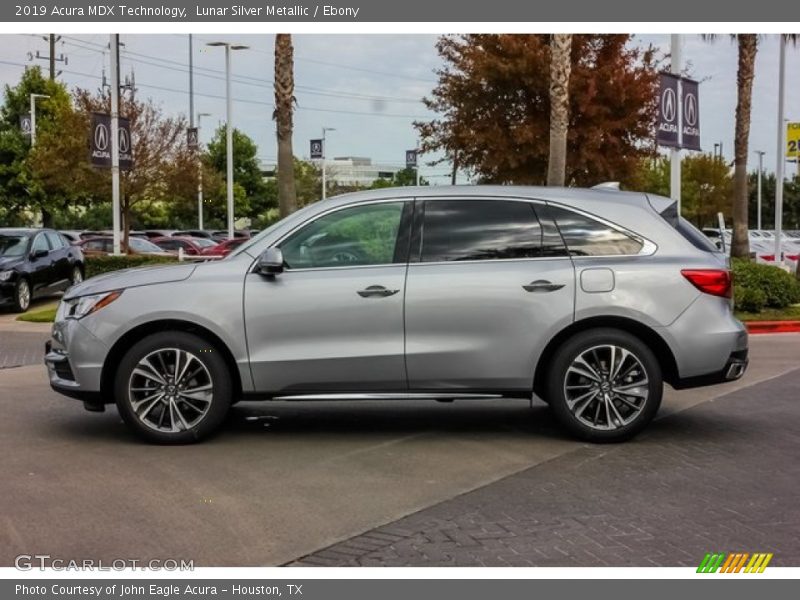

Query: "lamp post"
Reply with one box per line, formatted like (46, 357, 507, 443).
(321, 127, 335, 200)
(755, 150, 765, 231)
(29, 93, 50, 147)
(774, 36, 786, 264)
(207, 41, 249, 239)
(196, 112, 212, 230)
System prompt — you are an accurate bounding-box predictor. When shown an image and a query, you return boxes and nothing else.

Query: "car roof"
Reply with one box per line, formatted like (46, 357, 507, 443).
(318, 185, 655, 209)
(0, 228, 46, 235)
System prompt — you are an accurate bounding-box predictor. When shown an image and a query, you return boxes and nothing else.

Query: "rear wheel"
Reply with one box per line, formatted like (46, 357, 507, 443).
(545, 328, 662, 443)
(114, 331, 233, 444)
(12, 278, 31, 313)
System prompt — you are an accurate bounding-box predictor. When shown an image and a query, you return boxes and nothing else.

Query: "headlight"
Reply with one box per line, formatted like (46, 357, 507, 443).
(0, 270, 13, 282)
(59, 290, 123, 320)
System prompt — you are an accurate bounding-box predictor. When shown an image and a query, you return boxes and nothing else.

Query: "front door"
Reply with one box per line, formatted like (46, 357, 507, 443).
(404, 198, 576, 393)
(244, 200, 412, 394)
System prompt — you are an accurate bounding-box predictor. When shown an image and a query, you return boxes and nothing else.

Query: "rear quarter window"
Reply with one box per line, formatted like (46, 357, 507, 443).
(548, 205, 644, 256)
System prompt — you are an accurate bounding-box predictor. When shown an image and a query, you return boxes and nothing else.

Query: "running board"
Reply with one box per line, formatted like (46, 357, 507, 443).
(270, 392, 504, 401)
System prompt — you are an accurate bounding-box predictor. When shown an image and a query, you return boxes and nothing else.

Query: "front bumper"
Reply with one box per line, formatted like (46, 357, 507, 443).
(0, 281, 16, 306)
(45, 316, 109, 405)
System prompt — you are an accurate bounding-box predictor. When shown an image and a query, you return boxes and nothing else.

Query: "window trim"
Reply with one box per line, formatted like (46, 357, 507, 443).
(265, 198, 415, 273)
(545, 201, 657, 259)
(412, 196, 571, 266)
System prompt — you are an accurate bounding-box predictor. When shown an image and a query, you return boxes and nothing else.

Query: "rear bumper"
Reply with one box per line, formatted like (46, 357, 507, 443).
(673, 348, 749, 389)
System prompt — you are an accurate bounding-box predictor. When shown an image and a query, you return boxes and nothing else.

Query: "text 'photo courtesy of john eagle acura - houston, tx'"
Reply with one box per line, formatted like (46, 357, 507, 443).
(45, 185, 748, 444)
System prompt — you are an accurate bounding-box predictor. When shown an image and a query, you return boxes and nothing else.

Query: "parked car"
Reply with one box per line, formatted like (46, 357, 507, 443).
(151, 236, 217, 256)
(210, 230, 250, 242)
(200, 237, 247, 257)
(143, 230, 179, 240)
(47, 186, 748, 444)
(172, 230, 215, 240)
(0, 228, 84, 313)
(79, 236, 173, 257)
(59, 231, 84, 245)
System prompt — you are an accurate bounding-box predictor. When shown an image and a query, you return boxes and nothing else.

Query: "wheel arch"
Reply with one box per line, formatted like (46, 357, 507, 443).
(100, 319, 243, 401)
(533, 316, 679, 398)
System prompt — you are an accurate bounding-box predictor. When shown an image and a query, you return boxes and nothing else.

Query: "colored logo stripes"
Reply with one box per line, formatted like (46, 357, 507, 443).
(697, 552, 773, 573)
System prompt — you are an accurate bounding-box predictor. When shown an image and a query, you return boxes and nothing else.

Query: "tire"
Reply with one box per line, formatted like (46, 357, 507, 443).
(114, 331, 233, 444)
(12, 277, 31, 313)
(70, 265, 84, 286)
(545, 328, 662, 443)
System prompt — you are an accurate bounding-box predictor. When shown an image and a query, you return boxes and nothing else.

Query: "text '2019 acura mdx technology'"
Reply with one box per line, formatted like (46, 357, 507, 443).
(46, 186, 748, 444)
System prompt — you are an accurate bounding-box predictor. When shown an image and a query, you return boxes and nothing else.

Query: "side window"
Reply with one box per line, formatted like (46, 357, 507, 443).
(549, 205, 644, 256)
(280, 202, 405, 269)
(45, 231, 64, 250)
(420, 199, 559, 262)
(31, 233, 50, 254)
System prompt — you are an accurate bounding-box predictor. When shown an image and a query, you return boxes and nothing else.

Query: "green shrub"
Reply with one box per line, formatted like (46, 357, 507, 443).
(734, 284, 767, 313)
(732, 259, 800, 310)
(85, 255, 178, 279)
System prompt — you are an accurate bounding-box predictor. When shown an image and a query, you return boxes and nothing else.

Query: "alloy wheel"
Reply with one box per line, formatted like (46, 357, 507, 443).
(127, 348, 214, 433)
(563, 344, 649, 431)
(17, 280, 30, 311)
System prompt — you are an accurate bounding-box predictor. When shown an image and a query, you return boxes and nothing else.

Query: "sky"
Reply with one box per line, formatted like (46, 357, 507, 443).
(0, 33, 793, 183)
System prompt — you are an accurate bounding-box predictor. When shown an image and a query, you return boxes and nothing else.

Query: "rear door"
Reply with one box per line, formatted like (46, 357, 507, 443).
(45, 231, 71, 287)
(28, 232, 54, 295)
(404, 197, 576, 393)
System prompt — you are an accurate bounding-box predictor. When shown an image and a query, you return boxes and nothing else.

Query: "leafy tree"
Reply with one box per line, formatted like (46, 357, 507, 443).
(747, 171, 800, 231)
(416, 34, 660, 186)
(0, 67, 73, 226)
(370, 167, 428, 189)
(206, 125, 271, 220)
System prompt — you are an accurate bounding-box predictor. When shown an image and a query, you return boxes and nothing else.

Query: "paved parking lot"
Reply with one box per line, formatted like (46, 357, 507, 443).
(1, 333, 798, 567)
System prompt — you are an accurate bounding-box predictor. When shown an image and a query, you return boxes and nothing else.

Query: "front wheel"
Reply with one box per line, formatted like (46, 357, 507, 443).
(12, 278, 31, 313)
(114, 331, 233, 444)
(545, 328, 662, 443)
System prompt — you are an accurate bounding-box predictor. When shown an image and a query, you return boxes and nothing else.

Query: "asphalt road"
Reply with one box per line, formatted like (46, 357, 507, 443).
(0, 334, 798, 567)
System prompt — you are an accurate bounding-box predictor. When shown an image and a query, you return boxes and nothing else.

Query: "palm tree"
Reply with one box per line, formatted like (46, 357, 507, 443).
(731, 35, 758, 259)
(547, 34, 573, 186)
(274, 33, 297, 217)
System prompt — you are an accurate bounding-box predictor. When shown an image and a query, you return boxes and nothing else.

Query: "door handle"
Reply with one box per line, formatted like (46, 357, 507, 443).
(523, 280, 565, 293)
(357, 285, 400, 298)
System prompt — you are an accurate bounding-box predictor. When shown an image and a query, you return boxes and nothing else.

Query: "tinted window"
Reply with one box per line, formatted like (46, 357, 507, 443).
(157, 240, 180, 251)
(0, 235, 28, 257)
(549, 206, 643, 256)
(281, 202, 405, 269)
(31, 233, 50, 254)
(45, 231, 65, 249)
(85, 240, 106, 251)
(420, 199, 562, 262)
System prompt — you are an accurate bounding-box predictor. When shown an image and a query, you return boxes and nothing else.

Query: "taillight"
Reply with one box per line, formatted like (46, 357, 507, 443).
(681, 269, 732, 298)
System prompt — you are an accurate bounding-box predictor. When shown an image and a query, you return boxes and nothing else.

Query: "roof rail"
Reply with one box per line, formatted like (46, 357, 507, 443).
(591, 181, 621, 191)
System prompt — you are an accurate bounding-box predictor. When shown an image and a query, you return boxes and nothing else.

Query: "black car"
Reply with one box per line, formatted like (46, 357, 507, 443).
(0, 228, 84, 313)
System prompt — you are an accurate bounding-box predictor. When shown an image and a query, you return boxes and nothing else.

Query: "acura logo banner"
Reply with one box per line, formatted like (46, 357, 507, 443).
(657, 73, 680, 148)
(90, 112, 133, 170)
(681, 77, 701, 151)
(656, 72, 701, 151)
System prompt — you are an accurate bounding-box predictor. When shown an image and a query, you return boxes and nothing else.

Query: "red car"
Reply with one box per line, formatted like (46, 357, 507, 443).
(151, 236, 218, 256)
(201, 237, 247, 257)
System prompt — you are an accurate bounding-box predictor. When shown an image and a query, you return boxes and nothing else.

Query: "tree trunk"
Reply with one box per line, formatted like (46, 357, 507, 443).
(547, 34, 572, 187)
(732, 35, 757, 259)
(41, 208, 53, 228)
(274, 34, 297, 217)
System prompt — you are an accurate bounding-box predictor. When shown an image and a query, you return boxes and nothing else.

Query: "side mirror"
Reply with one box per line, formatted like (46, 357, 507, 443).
(256, 247, 284, 275)
(31, 249, 48, 259)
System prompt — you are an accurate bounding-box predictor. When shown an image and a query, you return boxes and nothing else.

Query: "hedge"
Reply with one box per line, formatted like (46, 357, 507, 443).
(84, 255, 179, 279)
(733, 258, 800, 313)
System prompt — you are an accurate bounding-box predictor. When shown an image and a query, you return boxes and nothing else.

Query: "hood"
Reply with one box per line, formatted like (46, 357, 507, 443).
(0, 256, 23, 271)
(64, 263, 197, 299)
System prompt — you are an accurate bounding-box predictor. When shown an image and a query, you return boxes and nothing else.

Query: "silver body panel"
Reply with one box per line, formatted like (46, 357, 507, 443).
(47, 185, 747, 401)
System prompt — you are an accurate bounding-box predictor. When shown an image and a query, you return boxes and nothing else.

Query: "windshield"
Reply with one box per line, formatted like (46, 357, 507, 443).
(0, 234, 29, 257)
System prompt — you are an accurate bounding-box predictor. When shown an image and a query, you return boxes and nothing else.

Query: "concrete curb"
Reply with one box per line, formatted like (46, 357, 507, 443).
(746, 321, 800, 334)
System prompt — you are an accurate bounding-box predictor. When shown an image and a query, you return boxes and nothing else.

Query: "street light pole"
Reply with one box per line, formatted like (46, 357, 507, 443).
(207, 41, 248, 240)
(110, 33, 122, 256)
(321, 127, 335, 200)
(29, 93, 50, 147)
(775, 36, 786, 264)
(756, 150, 765, 231)
(197, 112, 211, 230)
(670, 34, 682, 214)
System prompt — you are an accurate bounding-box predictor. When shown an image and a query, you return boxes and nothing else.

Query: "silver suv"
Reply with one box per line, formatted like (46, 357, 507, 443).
(46, 186, 748, 444)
